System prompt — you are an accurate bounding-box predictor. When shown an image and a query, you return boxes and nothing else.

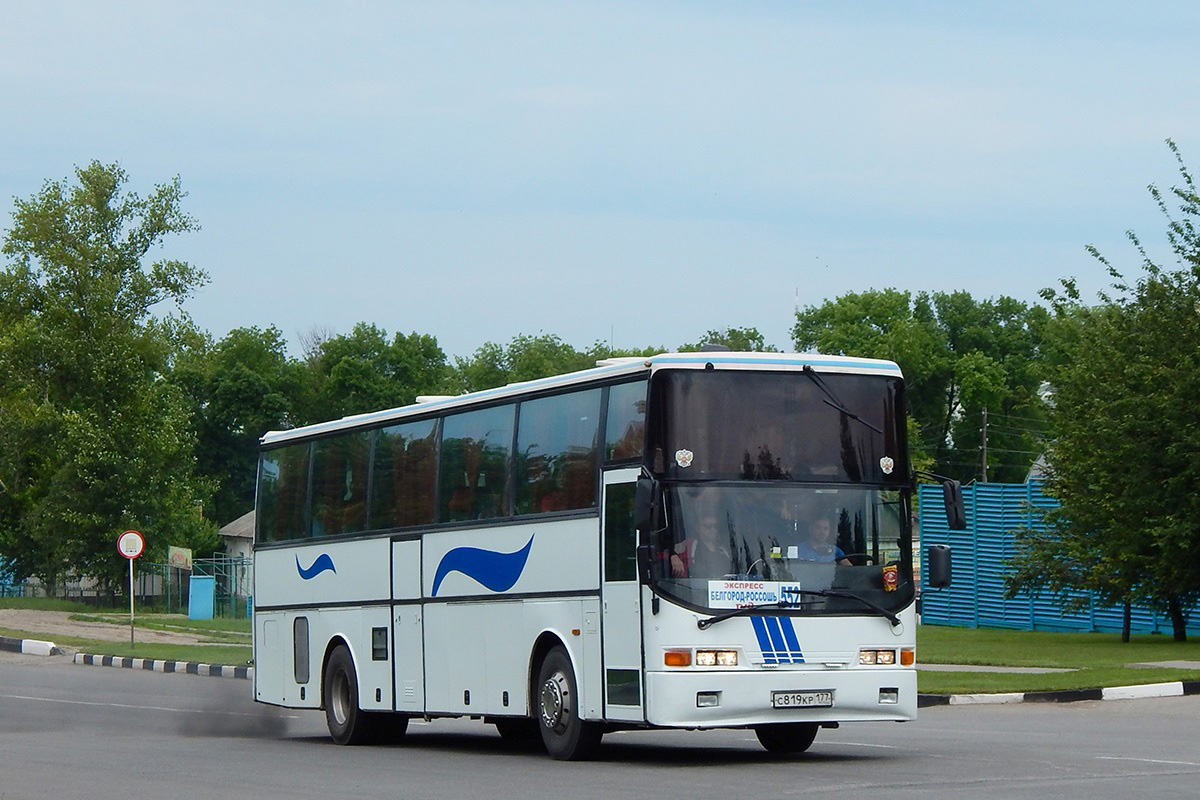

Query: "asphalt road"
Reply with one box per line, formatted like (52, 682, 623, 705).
(2, 652, 1198, 799)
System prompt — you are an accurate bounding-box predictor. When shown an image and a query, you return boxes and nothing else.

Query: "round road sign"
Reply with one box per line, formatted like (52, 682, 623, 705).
(118, 530, 145, 559)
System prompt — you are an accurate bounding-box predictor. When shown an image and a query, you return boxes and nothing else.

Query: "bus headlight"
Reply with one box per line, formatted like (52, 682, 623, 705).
(695, 649, 739, 667)
(859, 649, 897, 665)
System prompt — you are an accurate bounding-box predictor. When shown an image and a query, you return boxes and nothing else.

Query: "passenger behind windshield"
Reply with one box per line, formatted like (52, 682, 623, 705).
(670, 512, 733, 578)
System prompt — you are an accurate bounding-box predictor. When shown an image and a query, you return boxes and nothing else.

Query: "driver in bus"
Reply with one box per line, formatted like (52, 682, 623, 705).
(795, 518, 851, 566)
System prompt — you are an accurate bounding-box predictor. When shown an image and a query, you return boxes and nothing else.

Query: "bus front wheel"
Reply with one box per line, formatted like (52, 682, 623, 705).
(536, 646, 602, 760)
(754, 722, 819, 754)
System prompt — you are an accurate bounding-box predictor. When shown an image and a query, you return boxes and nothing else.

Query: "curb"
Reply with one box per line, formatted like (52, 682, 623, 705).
(919, 680, 1200, 707)
(0, 634, 61, 657)
(72, 652, 253, 680)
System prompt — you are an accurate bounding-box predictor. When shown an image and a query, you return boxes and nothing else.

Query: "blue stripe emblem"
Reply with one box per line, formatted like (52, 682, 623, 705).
(431, 536, 534, 597)
(750, 616, 806, 664)
(296, 553, 336, 580)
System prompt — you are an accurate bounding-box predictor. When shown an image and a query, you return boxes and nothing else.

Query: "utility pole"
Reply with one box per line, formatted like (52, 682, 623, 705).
(980, 407, 989, 483)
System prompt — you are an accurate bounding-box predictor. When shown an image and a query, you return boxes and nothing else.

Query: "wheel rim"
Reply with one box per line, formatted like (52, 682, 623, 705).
(540, 670, 569, 733)
(330, 669, 350, 727)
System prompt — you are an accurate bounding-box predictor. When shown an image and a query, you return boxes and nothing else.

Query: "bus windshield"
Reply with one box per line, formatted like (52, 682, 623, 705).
(647, 369, 907, 485)
(651, 483, 914, 613)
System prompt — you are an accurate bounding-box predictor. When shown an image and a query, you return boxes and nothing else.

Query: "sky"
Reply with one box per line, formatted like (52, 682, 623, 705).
(2, 2, 1199, 359)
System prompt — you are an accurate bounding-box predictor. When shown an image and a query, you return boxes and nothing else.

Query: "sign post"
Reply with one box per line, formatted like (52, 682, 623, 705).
(118, 530, 145, 648)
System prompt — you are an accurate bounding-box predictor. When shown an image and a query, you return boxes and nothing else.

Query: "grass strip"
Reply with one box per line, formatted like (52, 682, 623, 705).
(0, 625, 250, 665)
(69, 613, 250, 642)
(918, 624, 1200, 694)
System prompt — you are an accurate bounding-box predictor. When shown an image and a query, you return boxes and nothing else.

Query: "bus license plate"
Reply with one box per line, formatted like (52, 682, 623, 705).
(772, 690, 833, 709)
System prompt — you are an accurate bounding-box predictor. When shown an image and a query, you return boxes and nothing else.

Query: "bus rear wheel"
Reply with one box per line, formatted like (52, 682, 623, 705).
(754, 722, 819, 754)
(324, 644, 396, 746)
(536, 646, 602, 760)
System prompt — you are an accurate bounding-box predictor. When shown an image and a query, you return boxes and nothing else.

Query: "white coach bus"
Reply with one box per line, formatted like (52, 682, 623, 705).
(252, 351, 959, 759)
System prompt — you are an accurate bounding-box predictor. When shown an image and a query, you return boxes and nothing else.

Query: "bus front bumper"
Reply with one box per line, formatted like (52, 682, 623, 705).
(643, 667, 917, 728)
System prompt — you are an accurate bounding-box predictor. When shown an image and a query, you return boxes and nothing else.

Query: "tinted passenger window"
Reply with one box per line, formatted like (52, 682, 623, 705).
(439, 405, 514, 521)
(257, 443, 310, 542)
(605, 380, 646, 461)
(516, 389, 601, 514)
(372, 418, 438, 529)
(311, 432, 369, 536)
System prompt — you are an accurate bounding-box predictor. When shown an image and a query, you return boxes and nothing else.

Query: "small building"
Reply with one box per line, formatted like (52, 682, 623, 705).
(218, 510, 254, 561)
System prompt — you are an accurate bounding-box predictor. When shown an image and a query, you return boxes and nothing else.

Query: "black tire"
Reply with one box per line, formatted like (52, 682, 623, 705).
(324, 644, 377, 745)
(754, 722, 819, 754)
(536, 646, 602, 760)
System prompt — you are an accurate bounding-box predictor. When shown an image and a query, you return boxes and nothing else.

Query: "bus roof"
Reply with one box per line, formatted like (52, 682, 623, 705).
(259, 351, 902, 447)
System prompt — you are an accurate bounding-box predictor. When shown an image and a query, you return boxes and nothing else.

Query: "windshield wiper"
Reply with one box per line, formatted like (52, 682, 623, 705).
(697, 601, 796, 630)
(790, 588, 901, 626)
(696, 588, 900, 630)
(801, 365, 882, 434)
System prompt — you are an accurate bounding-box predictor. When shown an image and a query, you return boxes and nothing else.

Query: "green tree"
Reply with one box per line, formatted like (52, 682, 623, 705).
(1008, 142, 1200, 641)
(0, 162, 217, 588)
(679, 326, 780, 352)
(792, 290, 1049, 482)
(450, 333, 595, 393)
(301, 323, 450, 421)
(170, 326, 304, 525)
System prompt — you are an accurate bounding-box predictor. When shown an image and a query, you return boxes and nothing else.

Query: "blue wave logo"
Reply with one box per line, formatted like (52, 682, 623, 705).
(431, 536, 534, 597)
(296, 553, 337, 580)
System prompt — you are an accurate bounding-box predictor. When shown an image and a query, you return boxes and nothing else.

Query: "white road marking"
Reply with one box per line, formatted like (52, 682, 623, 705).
(1096, 756, 1200, 767)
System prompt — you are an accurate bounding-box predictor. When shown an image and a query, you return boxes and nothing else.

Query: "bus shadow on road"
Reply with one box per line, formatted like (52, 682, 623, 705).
(295, 727, 887, 766)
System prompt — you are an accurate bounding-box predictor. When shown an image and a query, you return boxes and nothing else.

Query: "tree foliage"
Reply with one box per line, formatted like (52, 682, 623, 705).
(300, 323, 451, 421)
(169, 326, 304, 525)
(679, 326, 779, 352)
(1008, 141, 1200, 640)
(450, 333, 598, 393)
(792, 289, 1049, 482)
(0, 162, 217, 588)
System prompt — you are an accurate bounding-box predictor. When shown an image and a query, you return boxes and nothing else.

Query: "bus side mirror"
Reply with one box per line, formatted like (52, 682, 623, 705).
(926, 544, 952, 589)
(634, 476, 661, 532)
(942, 479, 966, 530)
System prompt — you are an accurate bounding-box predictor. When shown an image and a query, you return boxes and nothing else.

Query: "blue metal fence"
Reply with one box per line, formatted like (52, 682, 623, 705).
(918, 482, 1198, 635)
(0, 558, 19, 597)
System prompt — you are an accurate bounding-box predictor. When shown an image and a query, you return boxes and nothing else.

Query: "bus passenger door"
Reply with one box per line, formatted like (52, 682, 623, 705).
(601, 468, 645, 722)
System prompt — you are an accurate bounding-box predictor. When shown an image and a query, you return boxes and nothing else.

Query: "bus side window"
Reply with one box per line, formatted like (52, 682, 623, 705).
(516, 389, 601, 515)
(439, 405, 514, 521)
(311, 433, 369, 536)
(371, 418, 437, 529)
(605, 381, 646, 462)
(258, 442, 311, 542)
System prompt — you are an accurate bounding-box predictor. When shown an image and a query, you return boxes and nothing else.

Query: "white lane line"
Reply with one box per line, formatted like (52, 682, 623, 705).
(0, 693, 298, 718)
(1097, 756, 1200, 767)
